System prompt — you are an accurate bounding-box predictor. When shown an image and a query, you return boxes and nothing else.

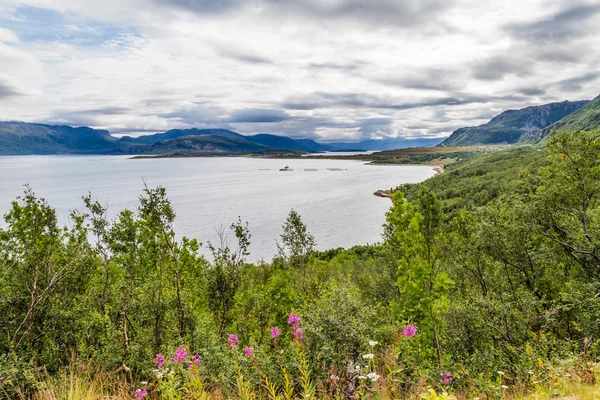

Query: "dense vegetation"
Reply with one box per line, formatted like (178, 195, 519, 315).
(439, 100, 589, 147)
(1, 131, 599, 399)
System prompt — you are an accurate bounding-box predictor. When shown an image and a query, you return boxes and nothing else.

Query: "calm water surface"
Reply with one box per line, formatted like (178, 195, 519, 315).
(0, 156, 435, 261)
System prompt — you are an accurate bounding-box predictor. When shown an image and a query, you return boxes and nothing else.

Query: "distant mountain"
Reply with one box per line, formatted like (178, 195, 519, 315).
(519, 95, 600, 143)
(119, 128, 243, 145)
(113, 134, 272, 155)
(327, 137, 444, 151)
(0, 121, 120, 155)
(247, 134, 332, 152)
(439, 100, 590, 147)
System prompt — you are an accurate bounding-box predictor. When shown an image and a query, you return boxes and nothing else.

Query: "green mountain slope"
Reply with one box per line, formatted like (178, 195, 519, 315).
(119, 128, 243, 145)
(439, 100, 589, 147)
(519, 95, 600, 143)
(0, 122, 120, 155)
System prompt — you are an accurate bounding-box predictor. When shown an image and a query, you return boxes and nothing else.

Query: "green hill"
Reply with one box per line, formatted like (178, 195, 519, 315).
(519, 94, 600, 143)
(439, 100, 589, 147)
(114, 134, 272, 155)
(0, 122, 120, 155)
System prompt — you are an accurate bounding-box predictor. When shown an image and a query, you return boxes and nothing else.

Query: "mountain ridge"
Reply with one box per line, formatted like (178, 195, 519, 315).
(438, 100, 590, 147)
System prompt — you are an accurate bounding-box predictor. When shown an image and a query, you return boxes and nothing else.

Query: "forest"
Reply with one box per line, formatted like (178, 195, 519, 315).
(1, 130, 599, 399)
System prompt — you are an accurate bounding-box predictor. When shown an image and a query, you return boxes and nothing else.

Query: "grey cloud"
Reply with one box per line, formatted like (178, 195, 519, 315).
(218, 47, 273, 64)
(379, 68, 461, 91)
(471, 56, 532, 81)
(154, 0, 453, 28)
(308, 61, 365, 71)
(358, 117, 394, 137)
(229, 108, 290, 123)
(283, 92, 498, 111)
(517, 87, 546, 96)
(505, 3, 600, 43)
(0, 81, 21, 98)
(555, 72, 600, 92)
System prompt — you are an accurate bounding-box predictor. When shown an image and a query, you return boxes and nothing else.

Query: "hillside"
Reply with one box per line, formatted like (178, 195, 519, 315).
(114, 134, 272, 155)
(519, 94, 600, 143)
(118, 128, 244, 145)
(439, 100, 589, 146)
(0, 122, 120, 155)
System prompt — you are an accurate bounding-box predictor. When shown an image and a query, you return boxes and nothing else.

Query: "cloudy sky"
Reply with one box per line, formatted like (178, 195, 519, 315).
(0, 0, 599, 141)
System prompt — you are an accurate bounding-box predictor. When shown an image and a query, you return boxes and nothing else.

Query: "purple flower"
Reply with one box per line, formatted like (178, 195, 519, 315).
(439, 371, 452, 384)
(288, 314, 301, 326)
(228, 333, 239, 348)
(293, 328, 304, 341)
(171, 347, 187, 363)
(403, 325, 417, 338)
(192, 354, 202, 366)
(243, 346, 254, 357)
(154, 353, 165, 369)
(270, 327, 281, 339)
(134, 389, 148, 399)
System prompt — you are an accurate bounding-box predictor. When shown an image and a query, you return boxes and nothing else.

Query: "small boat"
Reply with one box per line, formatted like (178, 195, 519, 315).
(279, 165, 294, 171)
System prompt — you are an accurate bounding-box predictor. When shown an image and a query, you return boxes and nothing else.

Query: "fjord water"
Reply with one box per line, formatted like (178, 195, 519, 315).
(0, 156, 435, 261)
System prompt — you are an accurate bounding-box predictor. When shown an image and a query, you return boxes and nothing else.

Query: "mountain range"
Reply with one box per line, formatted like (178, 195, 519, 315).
(0, 123, 443, 155)
(2, 94, 599, 155)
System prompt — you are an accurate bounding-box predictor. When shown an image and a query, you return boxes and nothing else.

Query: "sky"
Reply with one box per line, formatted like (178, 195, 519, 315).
(0, 0, 599, 142)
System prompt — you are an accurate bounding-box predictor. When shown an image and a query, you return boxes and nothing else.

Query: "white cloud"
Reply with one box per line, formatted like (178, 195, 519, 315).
(0, 0, 599, 139)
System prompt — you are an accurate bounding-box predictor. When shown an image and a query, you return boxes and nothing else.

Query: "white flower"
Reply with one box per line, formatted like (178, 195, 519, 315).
(141, 381, 148, 385)
(367, 372, 380, 382)
(368, 340, 378, 347)
(565, 373, 571, 377)
(358, 375, 367, 380)
(527, 371, 534, 375)
(362, 354, 374, 359)
(497, 371, 505, 375)
(501, 385, 509, 389)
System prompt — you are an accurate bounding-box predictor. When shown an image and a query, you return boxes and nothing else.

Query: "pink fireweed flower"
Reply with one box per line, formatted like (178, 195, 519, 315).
(134, 389, 148, 399)
(293, 328, 304, 340)
(192, 354, 202, 366)
(228, 333, 239, 348)
(243, 346, 254, 357)
(439, 371, 452, 384)
(171, 347, 187, 363)
(288, 314, 301, 326)
(403, 325, 417, 338)
(154, 353, 165, 369)
(270, 327, 281, 339)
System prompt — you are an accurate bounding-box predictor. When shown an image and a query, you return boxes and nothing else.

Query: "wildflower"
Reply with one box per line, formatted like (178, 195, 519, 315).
(497, 371, 505, 375)
(293, 328, 304, 340)
(368, 340, 378, 347)
(134, 389, 148, 399)
(501, 385, 509, 389)
(154, 353, 165, 369)
(192, 354, 202, 366)
(362, 354, 374, 359)
(439, 371, 452, 384)
(243, 346, 254, 357)
(367, 372, 380, 382)
(288, 313, 301, 328)
(527, 370, 534, 375)
(140, 381, 148, 385)
(358, 375, 367, 380)
(228, 333, 240, 348)
(171, 347, 187, 363)
(403, 325, 417, 338)
(270, 327, 281, 339)
(565, 373, 571, 377)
